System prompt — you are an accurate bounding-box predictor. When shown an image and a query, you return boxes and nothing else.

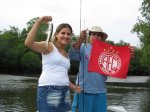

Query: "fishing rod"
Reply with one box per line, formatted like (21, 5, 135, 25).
(77, 0, 89, 111)
(85, 28, 89, 46)
(45, 23, 53, 48)
(76, 0, 82, 112)
(78, 0, 82, 85)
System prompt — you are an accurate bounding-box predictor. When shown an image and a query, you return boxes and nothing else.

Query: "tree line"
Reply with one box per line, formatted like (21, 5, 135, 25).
(0, 0, 149, 76)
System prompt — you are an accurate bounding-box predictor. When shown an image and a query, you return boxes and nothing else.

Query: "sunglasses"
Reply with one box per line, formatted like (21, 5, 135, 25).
(90, 32, 103, 37)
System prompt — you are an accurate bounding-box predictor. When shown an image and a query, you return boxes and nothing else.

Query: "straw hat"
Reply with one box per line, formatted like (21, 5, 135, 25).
(89, 26, 108, 40)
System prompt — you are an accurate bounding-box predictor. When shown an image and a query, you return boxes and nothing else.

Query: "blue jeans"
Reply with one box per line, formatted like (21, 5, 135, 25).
(71, 93, 78, 112)
(37, 86, 71, 112)
(78, 92, 107, 112)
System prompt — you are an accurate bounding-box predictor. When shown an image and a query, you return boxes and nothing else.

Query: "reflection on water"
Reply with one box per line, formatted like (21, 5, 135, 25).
(0, 75, 38, 112)
(0, 75, 150, 112)
(107, 86, 150, 112)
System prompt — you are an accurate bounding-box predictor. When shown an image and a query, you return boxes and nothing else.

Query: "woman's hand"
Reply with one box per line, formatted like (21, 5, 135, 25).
(24, 15, 53, 53)
(37, 16, 52, 24)
(69, 82, 81, 93)
(74, 85, 81, 93)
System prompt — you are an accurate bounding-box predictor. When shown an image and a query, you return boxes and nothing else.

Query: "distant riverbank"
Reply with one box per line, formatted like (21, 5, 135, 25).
(69, 75, 150, 87)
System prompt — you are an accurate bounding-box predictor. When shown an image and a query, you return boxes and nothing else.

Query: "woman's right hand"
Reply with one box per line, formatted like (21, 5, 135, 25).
(37, 16, 52, 24)
(25, 16, 53, 54)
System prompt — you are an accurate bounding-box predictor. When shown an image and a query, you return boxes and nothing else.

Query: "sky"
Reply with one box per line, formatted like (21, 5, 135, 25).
(0, 0, 142, 47)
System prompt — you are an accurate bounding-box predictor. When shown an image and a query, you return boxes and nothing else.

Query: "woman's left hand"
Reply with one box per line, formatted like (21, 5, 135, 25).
(74, 86, 81, 93)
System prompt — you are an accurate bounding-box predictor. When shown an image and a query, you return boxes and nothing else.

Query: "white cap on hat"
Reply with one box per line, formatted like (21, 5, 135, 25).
(89, 26, 108, 40)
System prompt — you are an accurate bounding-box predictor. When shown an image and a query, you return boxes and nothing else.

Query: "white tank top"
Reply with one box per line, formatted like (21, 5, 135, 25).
(38, 43, 70, 86)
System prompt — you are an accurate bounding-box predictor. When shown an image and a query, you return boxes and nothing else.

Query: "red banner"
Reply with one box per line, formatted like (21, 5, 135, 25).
(88, 39, 131, 79)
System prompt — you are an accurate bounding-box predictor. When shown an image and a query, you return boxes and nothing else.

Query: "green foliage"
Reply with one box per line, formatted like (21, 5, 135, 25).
(20, 28, 28, 38)
(129, 48, 148, 76)
(0, 33, 18, 65)
(0, 17, 50, 74)
(4, 48, 18, 68)
(106, 40, 115, 45)
(132, 0, 150, 75)
(115, 40, 129, 46)
(26, 17, 49, 41)
(71, 34, 78, 42)
(140, 0, 150, 21)
(140, 45, 150, 73)
(106, 40, 129, 46)
(65, 34, 78, 52)
(21, 51, 41, 73)
(69, 60, 79, 75)
(0, 14, 149, 76)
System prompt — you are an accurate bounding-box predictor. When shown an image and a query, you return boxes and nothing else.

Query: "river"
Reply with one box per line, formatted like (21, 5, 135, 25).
(0, 74, 150, 112)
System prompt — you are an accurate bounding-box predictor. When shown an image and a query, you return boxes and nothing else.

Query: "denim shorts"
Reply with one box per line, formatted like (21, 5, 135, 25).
(37, 86, 71, 112)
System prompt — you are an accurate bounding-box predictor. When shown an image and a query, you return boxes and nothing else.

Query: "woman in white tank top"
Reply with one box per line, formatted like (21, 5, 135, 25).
(24, 16, 81, 112)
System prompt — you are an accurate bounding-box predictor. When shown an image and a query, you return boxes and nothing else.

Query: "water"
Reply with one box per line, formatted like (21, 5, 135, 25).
(0, 75, 37, 112)
(107, 86, 150, 112)
(0, 74, 150, 112)
(107, 76, 150, 112)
